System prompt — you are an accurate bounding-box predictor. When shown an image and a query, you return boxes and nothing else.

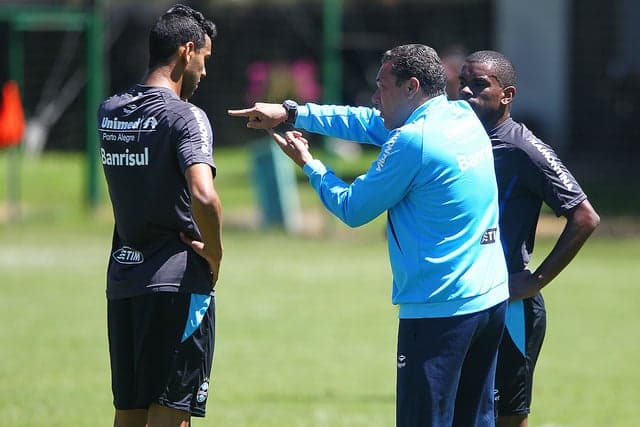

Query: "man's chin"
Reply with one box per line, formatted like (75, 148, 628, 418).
(382, 120, 395, 130)
(180, 90, 195, 101)
(379, 114, 389, 128)
(464, 100, 479, 110)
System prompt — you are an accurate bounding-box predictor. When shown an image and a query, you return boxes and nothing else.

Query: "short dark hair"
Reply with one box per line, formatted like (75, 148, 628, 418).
(148, 4, 217, 69)
(381, 44, 446, 98)
(465, 50, 516, 87)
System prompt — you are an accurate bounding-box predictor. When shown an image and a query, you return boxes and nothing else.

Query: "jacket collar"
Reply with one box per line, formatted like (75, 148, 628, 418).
(403, 94, 447, 126)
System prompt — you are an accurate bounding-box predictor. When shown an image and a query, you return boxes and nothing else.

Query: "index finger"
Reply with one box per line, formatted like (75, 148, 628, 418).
(269, 130, 287, 148)
(227, 107, 256, 117)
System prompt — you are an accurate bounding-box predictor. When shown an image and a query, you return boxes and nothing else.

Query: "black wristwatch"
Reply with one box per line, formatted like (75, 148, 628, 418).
(282, 99, 298, 124)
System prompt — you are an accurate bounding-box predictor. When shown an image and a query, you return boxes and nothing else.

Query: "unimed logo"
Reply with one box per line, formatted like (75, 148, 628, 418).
(101, 116, 142, 130)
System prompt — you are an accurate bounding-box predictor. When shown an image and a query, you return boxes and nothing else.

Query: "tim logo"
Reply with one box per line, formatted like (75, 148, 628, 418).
(112, 246, 144, 264)
(480, 228, 497, 245)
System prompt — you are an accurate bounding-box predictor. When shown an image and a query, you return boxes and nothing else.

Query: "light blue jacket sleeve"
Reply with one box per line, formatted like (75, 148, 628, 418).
(295, 103, 390, 147)
(302, 129, 421, 227)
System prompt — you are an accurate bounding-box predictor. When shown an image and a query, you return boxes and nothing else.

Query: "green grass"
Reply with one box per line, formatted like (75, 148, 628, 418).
(528, 236, 640, 427)
(0, 150, 639, 426)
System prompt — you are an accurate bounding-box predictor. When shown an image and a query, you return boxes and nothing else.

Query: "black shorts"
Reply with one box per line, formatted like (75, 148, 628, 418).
(494, 293, 546, 417)
(107, 292, 215, 417)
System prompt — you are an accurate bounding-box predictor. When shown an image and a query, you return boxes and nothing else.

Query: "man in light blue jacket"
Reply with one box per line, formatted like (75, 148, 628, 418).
(230, 44, 509, 426)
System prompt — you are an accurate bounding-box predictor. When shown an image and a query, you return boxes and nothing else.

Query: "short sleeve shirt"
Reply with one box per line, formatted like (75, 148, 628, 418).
(97, 85, 216, 299)
(490, 118, 587, 272)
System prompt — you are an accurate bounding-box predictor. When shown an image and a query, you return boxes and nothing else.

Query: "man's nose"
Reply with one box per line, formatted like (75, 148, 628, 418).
(459, 85, 472, 98)
(371, 89, 380, 106)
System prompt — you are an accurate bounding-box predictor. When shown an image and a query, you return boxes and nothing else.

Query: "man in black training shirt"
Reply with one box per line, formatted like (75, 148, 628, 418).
(459, 51, 600, 427)
(97, 4, 222, 426)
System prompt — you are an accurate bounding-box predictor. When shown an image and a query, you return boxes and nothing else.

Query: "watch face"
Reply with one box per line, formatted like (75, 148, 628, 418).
(283, 100, 297, 122)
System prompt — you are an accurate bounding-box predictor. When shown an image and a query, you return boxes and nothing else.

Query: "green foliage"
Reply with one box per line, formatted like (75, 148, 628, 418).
(578, 177, 640, 216)
(0, 151, 638, 426)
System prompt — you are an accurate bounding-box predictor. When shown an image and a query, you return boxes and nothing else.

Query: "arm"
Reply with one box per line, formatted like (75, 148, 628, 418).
(270, 129, 418, 227)
(228, 102, 390, 146)
(296, 103, 389, 146)
(509, 199, 600, 300)
(182, 163, 223, 284)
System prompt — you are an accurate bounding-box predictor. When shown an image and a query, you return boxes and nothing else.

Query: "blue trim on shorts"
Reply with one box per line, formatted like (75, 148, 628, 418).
(181, 294, 211, 343)
(500, 176, 527, 356)
(505, 300, 526, 355)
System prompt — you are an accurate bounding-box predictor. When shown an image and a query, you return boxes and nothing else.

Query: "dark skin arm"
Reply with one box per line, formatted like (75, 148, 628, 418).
(181, 163, 223, 286)
(509, 199, 600, 300)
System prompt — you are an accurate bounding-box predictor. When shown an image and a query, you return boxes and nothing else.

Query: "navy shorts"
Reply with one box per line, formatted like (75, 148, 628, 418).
(107, 292, 215, 417)
(495, 293, 546, 417)
(396, 300, 507, 427)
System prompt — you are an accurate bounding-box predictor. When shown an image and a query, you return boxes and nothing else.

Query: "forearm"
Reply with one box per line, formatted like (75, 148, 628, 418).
(532, 230, 590, 288)
(227, 101, 389, 146)
(296, 103, 389, 146)
(269, 129, 377, 227)
(532, 201, 600, 289)
(304, 160, 377, 227)
(185, 163, 224, 275)
(191, 190, 223, 270)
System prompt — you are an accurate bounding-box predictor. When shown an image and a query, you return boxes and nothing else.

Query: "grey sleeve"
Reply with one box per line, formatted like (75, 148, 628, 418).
(172, 103, 216, 175)
(521, 135, 587, 216)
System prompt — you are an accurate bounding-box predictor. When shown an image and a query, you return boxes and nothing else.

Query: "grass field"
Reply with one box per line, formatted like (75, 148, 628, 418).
(0, 150, 638, 426)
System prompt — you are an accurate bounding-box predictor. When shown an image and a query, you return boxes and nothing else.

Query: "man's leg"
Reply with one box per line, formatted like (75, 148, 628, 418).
(113, 405, 191, 427)
(109, 299, 146, 427)
(453, 300, 507, 427)
(497, 414, 527, 427)
(147, 404, 190, 427)
(396, 312, 491, 427)
(114, 409, 147, 427)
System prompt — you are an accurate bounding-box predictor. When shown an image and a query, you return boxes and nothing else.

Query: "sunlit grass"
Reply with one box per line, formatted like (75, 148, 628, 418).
(0, 150, 638, 426)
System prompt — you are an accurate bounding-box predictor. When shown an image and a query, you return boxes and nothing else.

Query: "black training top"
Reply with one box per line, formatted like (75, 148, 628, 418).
(490, 118, 587, 273)
(97, 85, 216, 299)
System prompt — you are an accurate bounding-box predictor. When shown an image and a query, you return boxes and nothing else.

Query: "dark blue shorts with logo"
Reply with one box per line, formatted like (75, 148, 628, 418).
(108, 292, 215, 417)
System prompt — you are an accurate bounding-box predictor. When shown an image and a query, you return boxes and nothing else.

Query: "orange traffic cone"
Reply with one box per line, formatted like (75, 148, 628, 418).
(0, 81, 26, 148)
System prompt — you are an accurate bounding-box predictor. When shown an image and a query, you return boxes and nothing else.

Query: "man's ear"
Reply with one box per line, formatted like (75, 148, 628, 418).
(501, 86, 516, 105)
(179, 41, 196, 63)
(407, 77, 420, 99)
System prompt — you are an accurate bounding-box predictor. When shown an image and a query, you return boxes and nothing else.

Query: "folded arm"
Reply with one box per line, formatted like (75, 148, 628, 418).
(509, 199, 600, 300)
(270, 129, 417, 227)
